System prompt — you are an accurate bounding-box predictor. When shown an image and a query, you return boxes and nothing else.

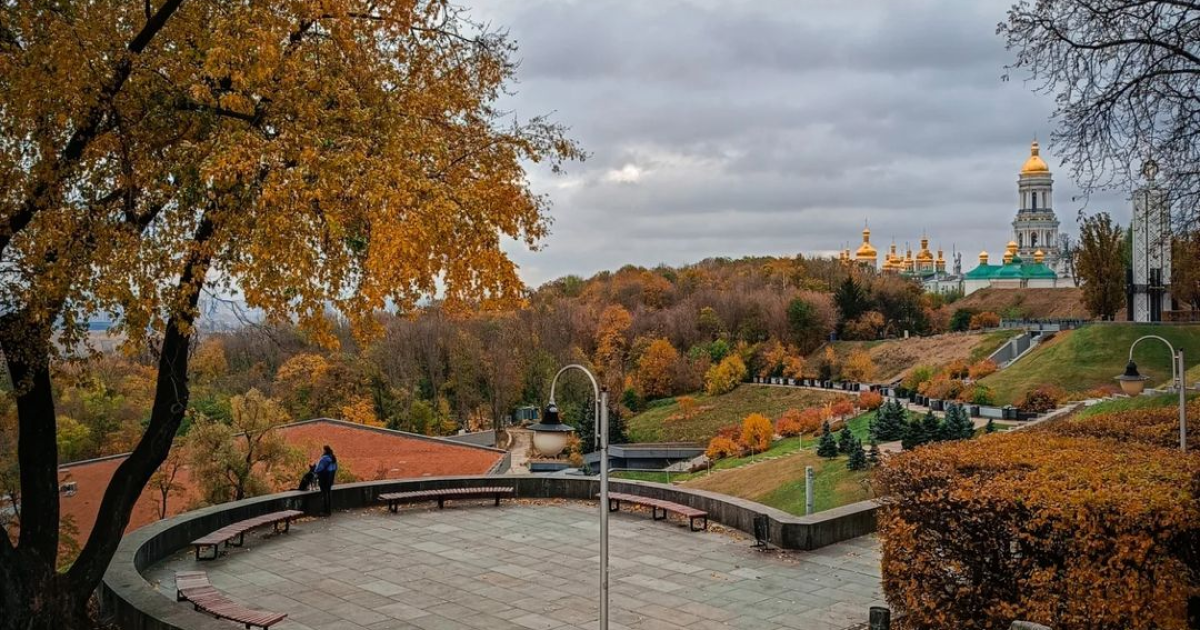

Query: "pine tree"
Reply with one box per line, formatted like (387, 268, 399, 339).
(817, 427, 840, 458)
(837, 426, 855, 454)
(874, 398, 908, 442)
(847, 437, 868, 471)
(920, 410, 942, 444)
(867, 436, 881, 467)
(901, 417, 922, 451)
(944, 404, 975, 440)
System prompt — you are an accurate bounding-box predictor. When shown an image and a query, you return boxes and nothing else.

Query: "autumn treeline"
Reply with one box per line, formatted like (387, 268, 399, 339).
(1, 255, 958, 465)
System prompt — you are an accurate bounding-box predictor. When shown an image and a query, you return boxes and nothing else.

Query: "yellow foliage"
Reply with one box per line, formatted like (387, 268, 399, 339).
(340, 397, 382, 427)
(636, 338, 679, 400)
(740, 413, 773, 454)
(841, 348, 876, 382)
(704, 355, 747, 396)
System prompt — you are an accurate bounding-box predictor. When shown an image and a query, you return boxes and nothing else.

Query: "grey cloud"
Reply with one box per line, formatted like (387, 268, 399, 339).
(475, 0, 1129, 287)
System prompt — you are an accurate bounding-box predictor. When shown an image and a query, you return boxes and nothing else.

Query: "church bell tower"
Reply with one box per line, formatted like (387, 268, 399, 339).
(1013, 141, 1061, 266)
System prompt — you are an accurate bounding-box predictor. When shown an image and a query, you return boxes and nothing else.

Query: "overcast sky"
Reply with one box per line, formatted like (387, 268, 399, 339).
(476, 0, 1127, 287)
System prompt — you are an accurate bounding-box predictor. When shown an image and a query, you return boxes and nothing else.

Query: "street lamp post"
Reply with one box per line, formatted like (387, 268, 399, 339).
(545, 365, 609, 630)
(1115, 335, 1188, 452)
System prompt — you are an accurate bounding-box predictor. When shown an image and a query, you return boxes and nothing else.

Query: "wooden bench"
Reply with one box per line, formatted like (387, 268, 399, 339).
(602, 492, 709, 531)
(378, 486, 514, 513)
(191, 510, 304, 561)
(175, 571, 287, 629)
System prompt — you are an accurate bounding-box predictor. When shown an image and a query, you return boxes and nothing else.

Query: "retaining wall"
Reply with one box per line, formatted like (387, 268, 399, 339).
(100, 475, 878, 630)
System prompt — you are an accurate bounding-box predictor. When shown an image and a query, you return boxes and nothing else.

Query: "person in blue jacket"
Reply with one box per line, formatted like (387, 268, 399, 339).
(314, 445, 338, 515)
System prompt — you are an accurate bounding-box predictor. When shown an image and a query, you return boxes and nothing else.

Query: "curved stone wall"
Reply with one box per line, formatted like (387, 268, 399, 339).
(100, 475, 877, 630)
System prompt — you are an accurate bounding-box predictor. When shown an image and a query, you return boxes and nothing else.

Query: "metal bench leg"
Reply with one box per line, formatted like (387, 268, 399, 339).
(653, 507, 666, 521)
(494, 494, 500, 506)
(438, 496, 445, 509)
(389, 500, 398, 513)
(608, 499, 619, 512)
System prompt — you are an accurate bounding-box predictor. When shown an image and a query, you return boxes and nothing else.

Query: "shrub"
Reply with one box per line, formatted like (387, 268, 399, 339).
(740, 413, 774, 454)
(777, 408, 823, 438)
(944, 359, 970, 380)
(1016, 384, 1065, 414)
(901, 365, 935, 394)
(704, 354, 747, 396)
(830, 397, 856, 419)
(970, 384, 996, 406)
(858, 390, 884, 411)
(876, 432, 1200, 630)
(704, 435, 743, 461)
(919, 374, 965, 401)
(949, 307, 978, 332)
(968, 311, 1001, 330)
(967, 359, 998, 380)
(1038, 398, 1200, 450)
(841, 348, 877, 382)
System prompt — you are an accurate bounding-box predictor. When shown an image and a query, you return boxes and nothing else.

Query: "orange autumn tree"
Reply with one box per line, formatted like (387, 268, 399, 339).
(594, 305, 634, 391)
(635, 338, 679, 400)
(0, 2, 582, 627)
(740, 413, 774, 454)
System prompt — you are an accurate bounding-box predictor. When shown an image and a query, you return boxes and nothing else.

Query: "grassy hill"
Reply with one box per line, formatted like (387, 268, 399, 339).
(953, 287, 1100, 320)
(978, 324, 1200, 404)
(826, 330, 1015, 383)
(626, 386, 843, 443)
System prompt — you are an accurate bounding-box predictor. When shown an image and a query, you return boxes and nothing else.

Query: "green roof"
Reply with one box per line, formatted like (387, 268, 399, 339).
(964, 259, 1059, 281)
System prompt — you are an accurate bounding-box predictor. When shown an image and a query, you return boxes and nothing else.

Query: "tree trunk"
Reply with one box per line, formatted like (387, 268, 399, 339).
(0, 569, 92, 630)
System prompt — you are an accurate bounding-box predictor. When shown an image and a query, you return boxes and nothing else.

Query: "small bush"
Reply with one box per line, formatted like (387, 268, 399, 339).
(967, 359, 998, 380)
(968, 311, 1001, 330)
(777, 408, 823, 437)
(1016, 384, 1065, 414)
(970, 384, 996, 406)
(830, 397, 856, 419)
(704, 435, 743, 460)
(858, 390, 883, 410)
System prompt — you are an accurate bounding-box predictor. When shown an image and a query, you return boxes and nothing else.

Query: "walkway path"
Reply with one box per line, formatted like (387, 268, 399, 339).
(508, 428, 533, 474)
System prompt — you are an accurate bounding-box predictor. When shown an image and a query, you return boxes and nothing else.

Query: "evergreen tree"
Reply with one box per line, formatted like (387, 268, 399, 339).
(817, 422, 840, 458)
(837, 426, 855, 454)
(985, 417, 997, 434)
(846, 437, 868, 471)
(920, 410, 942, 444)
(900, 417, 922, 451)
(867, 436, 881, 467)
(943, 404, 975, 440)
(873, 399, 907, 442)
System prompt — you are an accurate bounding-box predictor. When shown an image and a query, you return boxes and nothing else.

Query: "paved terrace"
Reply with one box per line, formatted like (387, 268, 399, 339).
(146, 500, 883, 630)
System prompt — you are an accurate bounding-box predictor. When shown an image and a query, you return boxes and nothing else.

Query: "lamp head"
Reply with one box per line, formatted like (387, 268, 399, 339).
(530, 399, 574, 457)
(1116, 359, 1148, 396)
(542, 401, 559, 425)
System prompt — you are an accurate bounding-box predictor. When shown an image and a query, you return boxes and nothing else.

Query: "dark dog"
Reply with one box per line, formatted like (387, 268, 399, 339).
(297, 465, 316, 491)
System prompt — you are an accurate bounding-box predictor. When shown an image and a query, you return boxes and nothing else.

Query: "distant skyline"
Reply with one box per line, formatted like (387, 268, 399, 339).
(478, 0, 1128, 287)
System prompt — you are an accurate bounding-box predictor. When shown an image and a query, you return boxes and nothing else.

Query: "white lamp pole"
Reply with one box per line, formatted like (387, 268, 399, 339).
(548, 365, 609, 630)
(1115, 335, 1187, 452)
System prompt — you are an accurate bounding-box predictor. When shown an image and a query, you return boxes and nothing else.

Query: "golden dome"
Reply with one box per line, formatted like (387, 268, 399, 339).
(1003, 250, 1014, 265)
(917, 236, 934, 261)
(1006, 240, 1019, 253)
(979, 250, 989, 264)
(855, 227, 877, 261)
(1034, 249, 1045, 264)
(1021, 141, 1050, 175)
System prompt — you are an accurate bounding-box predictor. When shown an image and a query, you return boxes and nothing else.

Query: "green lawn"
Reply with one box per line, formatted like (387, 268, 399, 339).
(757, 455, 873, 514)
(977, 324, 1200, 405)
(626, 386, 842, 442)
(613, 436, 809, 484)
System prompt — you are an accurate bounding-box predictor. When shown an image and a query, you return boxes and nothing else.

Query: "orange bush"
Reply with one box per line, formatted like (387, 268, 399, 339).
(968, 311, 1001, 330)
(740, 413, 773, 453)
(944, 359, 970, 380)
(830, 397, 856, 419)
(877, 432, 1200, 630)
(1038, 398, 1200, 450)
(858, 390, 883, 410)
(967, 359, 998, 380)
(776, 408, 824, 437)
(1016, 384, 1065, 414)
(919, 374, 965, 400)
(704, 435, 742, 461)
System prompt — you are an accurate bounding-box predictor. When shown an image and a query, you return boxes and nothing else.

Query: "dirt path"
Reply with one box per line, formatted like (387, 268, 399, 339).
(508, 428, 533, 473)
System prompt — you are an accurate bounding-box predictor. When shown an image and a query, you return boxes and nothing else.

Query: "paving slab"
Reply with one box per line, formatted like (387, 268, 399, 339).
(145, 501, 882, 630)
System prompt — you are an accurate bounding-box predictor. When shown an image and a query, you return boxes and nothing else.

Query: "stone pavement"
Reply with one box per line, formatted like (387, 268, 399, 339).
(146, 501, 884, 630)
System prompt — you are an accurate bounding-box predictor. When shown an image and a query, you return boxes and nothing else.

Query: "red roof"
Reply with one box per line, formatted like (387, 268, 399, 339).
(58, 419, 505, 542)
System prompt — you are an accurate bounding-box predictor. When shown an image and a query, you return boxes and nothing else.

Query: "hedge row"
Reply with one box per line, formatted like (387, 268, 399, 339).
(876, 430, 1200, 630)
(1034, 398, 1200, 450)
